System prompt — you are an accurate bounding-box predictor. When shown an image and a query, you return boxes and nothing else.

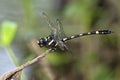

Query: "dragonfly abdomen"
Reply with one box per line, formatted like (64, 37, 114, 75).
(62, 30, 112, 42)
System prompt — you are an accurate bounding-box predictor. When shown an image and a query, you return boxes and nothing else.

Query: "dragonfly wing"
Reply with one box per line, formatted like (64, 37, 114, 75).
(42, 12, 57, 35)
(57, 41, 68, 51)
(56, 18, 66, 38)
(55, 19, 69, 51)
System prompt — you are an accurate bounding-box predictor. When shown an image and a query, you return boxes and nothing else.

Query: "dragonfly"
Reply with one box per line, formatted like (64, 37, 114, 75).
(37, 12, 112, 52)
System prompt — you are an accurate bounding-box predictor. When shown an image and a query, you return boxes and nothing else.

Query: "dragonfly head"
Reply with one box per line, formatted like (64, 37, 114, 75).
(37, 38, 46, 47)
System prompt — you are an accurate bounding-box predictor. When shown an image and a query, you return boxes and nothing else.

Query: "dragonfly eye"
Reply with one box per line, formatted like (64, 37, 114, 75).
(38, 38, 44, 47)
(49, 34, 54, 39)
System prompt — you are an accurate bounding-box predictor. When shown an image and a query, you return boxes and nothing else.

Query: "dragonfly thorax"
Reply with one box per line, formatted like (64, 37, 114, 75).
(38, 35, 58, 51)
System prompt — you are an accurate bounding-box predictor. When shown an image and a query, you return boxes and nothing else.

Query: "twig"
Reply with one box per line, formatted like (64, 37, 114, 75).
(0, 49, 51, 80)
(29, 39, 56, 80)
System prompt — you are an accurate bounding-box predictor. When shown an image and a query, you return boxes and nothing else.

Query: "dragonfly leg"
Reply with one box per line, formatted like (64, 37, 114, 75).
(49, 47, 56, 52)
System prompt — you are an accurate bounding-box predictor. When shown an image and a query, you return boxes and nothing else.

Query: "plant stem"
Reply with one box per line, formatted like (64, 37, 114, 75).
(5, 46, 19, 66)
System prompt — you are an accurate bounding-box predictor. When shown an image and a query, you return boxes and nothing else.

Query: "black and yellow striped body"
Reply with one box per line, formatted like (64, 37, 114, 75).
(62, 30, 111, 42)
(38, 30, 112, 51)
(38, 34, 58, 51)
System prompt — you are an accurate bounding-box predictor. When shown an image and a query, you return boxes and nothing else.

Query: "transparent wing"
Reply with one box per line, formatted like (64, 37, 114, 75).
(56, 19, 66, 39)
(42, 12, 57, 35)
(55, 19, 69, 51)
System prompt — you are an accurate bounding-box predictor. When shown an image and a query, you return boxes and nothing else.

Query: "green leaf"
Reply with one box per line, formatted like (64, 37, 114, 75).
(1, 21, 17, 46)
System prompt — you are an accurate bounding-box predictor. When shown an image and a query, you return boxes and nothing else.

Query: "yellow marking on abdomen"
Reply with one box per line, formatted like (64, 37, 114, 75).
(63, 38, 67, 41)
(48, 40, 54, 45)
(96, 31, 99, 34)
(79, 34, 83, 36)
(88, 32, 91, 34)
(71, 36, 75, 39)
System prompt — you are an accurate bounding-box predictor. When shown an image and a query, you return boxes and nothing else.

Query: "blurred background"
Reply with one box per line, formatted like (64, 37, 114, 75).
(0, 0, 119, 80)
